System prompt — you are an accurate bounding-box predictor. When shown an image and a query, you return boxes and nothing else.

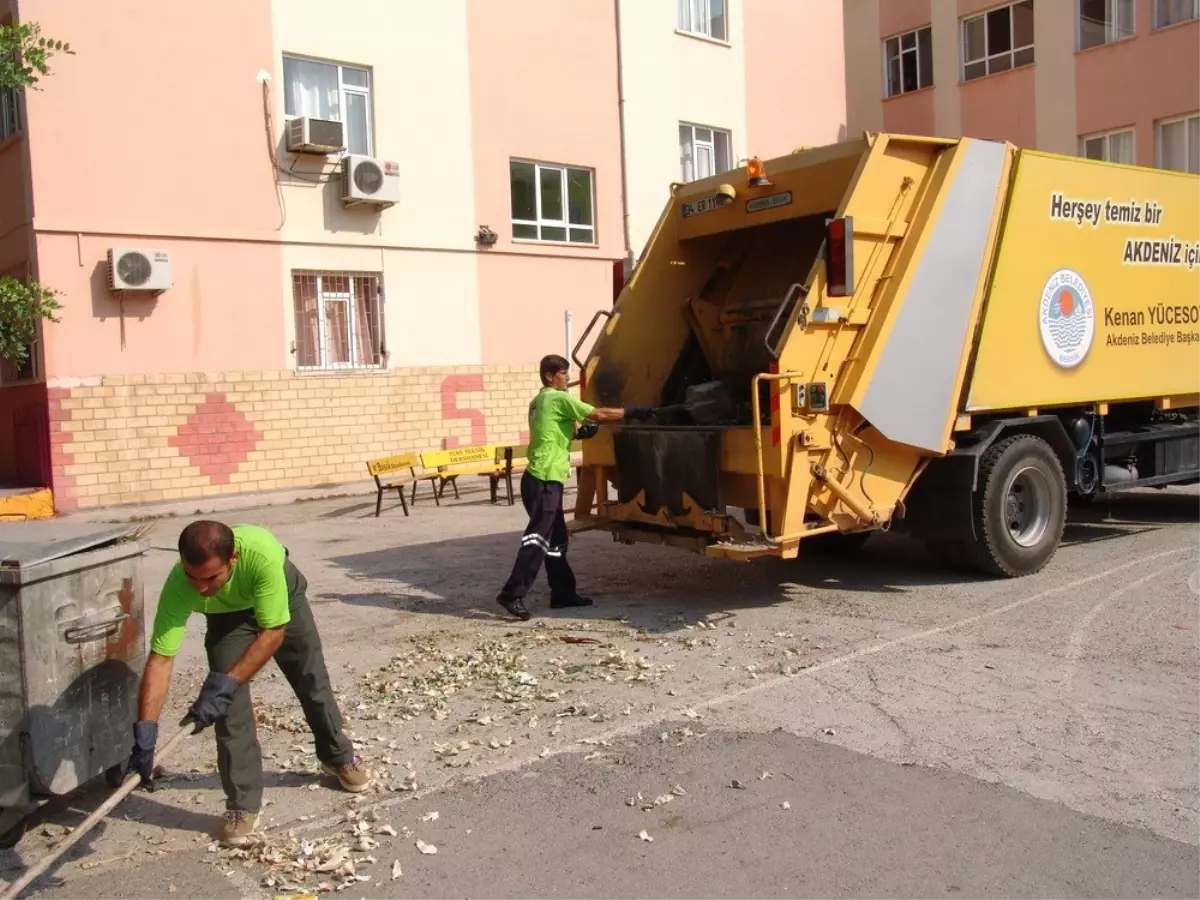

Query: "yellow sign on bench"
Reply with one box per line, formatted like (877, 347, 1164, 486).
(421, 445, 497, 469)
(364, 452, 440, 517)
(366, 453, 419, 477)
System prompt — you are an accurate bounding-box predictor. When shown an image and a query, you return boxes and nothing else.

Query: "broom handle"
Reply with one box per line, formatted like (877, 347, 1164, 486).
(1, 722, 196, 900)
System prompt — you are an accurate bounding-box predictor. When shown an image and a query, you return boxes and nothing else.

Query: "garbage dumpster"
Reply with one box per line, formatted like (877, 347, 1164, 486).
(0, 527, 149, 847)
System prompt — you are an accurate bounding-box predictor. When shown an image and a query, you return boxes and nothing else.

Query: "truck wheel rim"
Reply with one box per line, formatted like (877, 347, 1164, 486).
(1005, 465, 1052, 548)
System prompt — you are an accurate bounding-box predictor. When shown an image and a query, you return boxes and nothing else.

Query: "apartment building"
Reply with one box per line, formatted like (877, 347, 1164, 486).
(845, 0, 1199, 170)
(0, 0, 845, 513)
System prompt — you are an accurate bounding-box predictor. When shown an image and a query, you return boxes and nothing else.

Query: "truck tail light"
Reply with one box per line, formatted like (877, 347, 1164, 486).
(612, 259, 627, 305)
(825, 216, 855, 297)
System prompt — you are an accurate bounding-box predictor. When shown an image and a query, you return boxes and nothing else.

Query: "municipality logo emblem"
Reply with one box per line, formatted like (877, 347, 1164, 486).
(1039, 268, 1095, 369)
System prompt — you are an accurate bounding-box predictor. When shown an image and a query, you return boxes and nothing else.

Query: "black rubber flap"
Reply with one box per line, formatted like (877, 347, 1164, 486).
(614, 429, 724, 515)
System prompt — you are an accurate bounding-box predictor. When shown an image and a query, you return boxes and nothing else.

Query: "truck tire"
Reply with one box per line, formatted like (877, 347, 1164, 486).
(968, 434, 1067, 577)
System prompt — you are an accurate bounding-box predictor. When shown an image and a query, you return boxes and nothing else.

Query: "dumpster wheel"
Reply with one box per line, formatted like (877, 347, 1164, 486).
(0, 809, 27, 850)
(968, 434, 1067, 577)
(104, 764, 126, 790)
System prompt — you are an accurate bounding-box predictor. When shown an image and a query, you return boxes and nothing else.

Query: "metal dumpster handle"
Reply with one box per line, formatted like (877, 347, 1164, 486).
(765, 282, 809, 360)
(63, 612, 130, 644)
(571, 309, 612, 370)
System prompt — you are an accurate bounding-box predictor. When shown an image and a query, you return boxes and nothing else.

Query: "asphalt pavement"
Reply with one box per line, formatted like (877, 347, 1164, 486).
(0, 485, 1195, 899)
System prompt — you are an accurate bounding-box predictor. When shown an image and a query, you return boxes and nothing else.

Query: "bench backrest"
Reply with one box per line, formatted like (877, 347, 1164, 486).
(420, 445, 497, 470)
(497, 443, 530, 465)
(366, 452, 419, 477)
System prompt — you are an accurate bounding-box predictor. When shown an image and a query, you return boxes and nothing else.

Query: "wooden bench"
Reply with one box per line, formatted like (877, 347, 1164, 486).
(419, 445, 507, 503)
(492, 440, 590, 506)
(365, 452, 441, 517)
(418, 439, 586, 508)
(490, 444, 529, 506)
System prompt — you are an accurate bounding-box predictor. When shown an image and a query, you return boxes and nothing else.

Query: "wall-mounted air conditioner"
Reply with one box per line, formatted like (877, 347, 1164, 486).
(107, 248, 173, 293)
(286, 116, 345, 154)
(341, 154, 400, 209)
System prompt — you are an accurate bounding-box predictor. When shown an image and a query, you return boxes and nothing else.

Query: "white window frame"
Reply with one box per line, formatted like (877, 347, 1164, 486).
(962, 1, 1035, 82)
(509, 160, 596, 245)
(1153, 0, 1199, 27)
(883, 26, 934, 98)
(1077, 0, 1137, 49)
(1155, 112, 1200, 173)
(1078, 127, 1137, 164)
(679, 122, 733, 182)
(281, 54, 374, 156)
(292, 271, 385, 372)
(677, 0, 729, 43)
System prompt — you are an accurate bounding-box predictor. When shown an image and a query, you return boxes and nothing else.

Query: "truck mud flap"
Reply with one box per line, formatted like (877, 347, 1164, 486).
(901, 453, 977, 542)
(613, 429, 723, 515)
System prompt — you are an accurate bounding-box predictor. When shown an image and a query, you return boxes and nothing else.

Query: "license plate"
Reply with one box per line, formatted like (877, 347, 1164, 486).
(681, 196, 721, 218)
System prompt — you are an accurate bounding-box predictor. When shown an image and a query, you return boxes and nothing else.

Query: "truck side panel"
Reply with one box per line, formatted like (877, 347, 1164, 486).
(857, 139, 1010, 454)
(966, 152, 1200, 411)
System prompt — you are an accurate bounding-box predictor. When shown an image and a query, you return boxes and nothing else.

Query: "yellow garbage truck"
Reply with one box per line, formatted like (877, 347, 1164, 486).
(571, 133, 1199, 577)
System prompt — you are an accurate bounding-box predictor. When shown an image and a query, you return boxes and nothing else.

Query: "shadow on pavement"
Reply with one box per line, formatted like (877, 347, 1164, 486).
(1070, 489, 1198, 524)
(317, 528, 962, 631)
(317, 487, 1194, 633)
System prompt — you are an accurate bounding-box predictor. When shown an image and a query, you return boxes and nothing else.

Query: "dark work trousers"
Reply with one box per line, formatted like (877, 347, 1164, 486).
(203, 559, 354, 813)
(499, 471, 578, 602)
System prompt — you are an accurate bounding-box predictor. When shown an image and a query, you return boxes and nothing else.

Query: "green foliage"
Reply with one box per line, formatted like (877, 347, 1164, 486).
(0, 276, 60, 366)
(0, 22, 70, 368)
(0, 22, 73, 91)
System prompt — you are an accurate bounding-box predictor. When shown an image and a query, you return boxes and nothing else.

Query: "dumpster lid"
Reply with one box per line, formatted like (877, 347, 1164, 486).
(0, 526, 142, 569)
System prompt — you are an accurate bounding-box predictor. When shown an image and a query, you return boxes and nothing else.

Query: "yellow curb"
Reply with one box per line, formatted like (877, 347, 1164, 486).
(0, 488, 56, 521)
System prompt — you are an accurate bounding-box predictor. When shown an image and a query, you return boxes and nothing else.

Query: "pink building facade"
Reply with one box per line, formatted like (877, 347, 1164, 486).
(0, 0, 846, 511)
(845, 0, 1199, 170)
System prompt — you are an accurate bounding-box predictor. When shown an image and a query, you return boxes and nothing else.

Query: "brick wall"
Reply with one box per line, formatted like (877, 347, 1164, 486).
(47, 365, 541, 511)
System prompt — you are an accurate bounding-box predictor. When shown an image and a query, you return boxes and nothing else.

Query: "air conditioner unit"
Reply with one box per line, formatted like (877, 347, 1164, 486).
(286, 116, 345, 154)
(107, 248, 173, 292)
(341, 154, 400, 209)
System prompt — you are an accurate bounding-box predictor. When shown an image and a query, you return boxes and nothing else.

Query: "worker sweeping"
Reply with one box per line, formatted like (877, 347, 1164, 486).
(128, 520, 370, 845)
(495, 354, 651, 621)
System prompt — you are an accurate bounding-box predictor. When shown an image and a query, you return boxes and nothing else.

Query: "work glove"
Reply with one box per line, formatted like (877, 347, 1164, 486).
(574, 422, 599, 440)
(188, 671, 240, 728)
(624, 405, 653, 421)
(128, 720, 158, 789)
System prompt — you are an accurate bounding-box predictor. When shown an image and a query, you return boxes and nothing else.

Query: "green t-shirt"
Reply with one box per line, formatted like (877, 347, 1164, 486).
(526, 387, 595, 484)
(149, 524, 291, 658)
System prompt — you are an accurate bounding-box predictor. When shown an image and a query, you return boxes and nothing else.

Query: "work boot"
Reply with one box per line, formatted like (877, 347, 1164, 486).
(497, 594, 532, 620)
(321, 756, 371, 793)
(550, 594, 594, 609)
(217, 809, 260, 846)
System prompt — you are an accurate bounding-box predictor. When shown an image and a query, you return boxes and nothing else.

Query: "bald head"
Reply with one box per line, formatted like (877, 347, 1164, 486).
(178, 520, 235, 567)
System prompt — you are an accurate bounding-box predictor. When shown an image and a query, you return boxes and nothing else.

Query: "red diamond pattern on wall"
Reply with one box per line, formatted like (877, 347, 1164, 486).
(168, 392, 264, 485)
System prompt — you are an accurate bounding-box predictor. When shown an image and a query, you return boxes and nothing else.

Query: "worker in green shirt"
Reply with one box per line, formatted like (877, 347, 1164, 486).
(496, 354, 651, 620)
(127, 521, 369, 845)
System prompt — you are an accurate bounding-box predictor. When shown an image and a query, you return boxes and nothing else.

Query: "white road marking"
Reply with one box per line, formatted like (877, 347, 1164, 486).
(1062, 561, 1191, 695)
(285, 544, 1194, 838)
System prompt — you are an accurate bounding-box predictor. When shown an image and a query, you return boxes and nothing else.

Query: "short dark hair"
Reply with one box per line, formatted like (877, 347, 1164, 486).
(178, 520, 236, 566)
(539, 354, 570, 385)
